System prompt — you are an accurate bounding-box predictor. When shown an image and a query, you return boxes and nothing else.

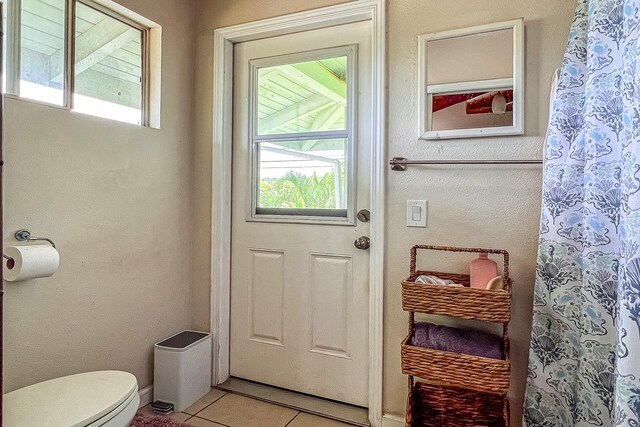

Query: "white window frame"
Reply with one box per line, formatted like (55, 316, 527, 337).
(247, 45, 358, 226)
(2, 0, 160, 127)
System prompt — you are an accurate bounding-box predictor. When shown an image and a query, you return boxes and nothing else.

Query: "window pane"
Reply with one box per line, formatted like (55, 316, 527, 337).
(256, 55, 347, 135)
(258, 139, 348, 211)
(20, 0, 65, 105)
(73, 2, 142, 124)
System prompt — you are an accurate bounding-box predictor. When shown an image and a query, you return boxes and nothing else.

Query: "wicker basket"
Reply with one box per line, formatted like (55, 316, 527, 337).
(402, 272, 511, 323)
(406, 379, 507, 427)
(401, 332, 510, 394)
(402, 246, 512, 323)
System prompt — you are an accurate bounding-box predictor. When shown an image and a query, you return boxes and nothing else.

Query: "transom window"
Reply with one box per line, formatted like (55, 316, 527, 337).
(250, 46, 356, 223)
(1, 0, 159, 127)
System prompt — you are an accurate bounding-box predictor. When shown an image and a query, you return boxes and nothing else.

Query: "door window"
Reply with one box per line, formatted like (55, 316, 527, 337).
(250, 46, 356, 223)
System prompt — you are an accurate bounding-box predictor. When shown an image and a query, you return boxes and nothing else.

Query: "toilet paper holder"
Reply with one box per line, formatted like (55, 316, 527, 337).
(3, 229, 56, 262)
(14, 229, 56, 248)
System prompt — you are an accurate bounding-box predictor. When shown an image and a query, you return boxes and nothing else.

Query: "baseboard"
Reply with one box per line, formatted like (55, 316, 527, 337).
(382, 413, 405, 427)
(138, 384, 153, 408)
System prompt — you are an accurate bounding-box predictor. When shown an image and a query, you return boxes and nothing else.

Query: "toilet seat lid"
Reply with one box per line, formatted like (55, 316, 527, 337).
(3, 370, 138, 427)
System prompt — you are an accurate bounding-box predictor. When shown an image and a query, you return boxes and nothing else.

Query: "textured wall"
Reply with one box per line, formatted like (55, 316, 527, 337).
(192, 0, 575, 425)
(3, 0, 196, 393)
(384, 3, 573, 424)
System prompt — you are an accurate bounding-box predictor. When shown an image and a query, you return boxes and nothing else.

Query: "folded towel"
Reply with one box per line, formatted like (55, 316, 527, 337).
(415, 275, 454, 285)
(410, 322, 503, 359)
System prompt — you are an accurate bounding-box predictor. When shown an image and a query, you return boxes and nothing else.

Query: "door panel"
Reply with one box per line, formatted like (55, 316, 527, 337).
(230, 20, 372, 406)
(248, 249, 285, 346)
(309, 253, 352, 358)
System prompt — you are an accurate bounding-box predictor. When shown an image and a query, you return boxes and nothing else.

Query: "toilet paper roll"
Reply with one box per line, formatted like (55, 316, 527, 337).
(3, 245, 60, 282)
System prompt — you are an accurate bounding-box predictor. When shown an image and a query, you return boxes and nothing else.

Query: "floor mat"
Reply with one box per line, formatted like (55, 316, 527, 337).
(130, 412, 190, 427)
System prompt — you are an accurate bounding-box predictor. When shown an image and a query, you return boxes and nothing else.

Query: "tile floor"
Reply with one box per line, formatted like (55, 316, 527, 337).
(138, 389, 356, 427)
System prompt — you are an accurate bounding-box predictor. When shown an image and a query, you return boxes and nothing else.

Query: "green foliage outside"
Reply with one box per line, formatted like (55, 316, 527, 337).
(260, 171, 339, 209)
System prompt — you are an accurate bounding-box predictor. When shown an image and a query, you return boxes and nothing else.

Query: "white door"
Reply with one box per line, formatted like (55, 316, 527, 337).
(230, 20, 373, 406)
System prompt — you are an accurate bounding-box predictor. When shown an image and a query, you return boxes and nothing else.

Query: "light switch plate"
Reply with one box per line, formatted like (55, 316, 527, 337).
(407, 200, 427, 227)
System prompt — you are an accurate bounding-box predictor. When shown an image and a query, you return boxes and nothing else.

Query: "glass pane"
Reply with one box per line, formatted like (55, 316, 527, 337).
(256, 55, 347, 135)
(20, 0, 65, 105)
(258, 139, 348, 211)
(73, 2, 142, 124)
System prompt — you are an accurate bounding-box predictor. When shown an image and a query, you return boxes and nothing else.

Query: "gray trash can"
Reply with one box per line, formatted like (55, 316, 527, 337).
(154, 330, 212, 412)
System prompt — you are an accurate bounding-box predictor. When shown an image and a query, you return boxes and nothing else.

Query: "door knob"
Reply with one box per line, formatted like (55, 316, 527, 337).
(354, 236, 370, 250)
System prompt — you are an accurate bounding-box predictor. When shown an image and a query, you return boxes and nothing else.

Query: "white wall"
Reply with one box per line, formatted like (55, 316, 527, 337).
(384, 1, 573, 424)
(2, 0, 196, 393)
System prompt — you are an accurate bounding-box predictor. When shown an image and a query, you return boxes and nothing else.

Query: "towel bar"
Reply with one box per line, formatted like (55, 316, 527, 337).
(389, 156, 543, 171)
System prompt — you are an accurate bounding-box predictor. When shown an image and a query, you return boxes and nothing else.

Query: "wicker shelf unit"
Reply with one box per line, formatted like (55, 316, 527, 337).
(402, 245, 512, 427)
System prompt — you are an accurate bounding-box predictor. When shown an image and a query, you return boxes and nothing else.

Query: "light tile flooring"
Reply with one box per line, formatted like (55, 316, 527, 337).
(139, 389, 355, 427)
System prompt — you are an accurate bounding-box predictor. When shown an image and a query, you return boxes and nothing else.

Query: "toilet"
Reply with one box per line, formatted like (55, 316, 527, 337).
(3, 370, 139, 427)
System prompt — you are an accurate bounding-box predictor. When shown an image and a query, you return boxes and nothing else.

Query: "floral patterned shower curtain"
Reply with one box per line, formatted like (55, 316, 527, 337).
(524, 0, 640, 426)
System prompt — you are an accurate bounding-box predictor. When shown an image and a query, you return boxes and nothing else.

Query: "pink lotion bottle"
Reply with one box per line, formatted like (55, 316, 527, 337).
(470, 253, 498, 289)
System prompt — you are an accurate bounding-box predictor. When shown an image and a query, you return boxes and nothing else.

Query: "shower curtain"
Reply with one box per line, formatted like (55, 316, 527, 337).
(524, 1, 640, 426)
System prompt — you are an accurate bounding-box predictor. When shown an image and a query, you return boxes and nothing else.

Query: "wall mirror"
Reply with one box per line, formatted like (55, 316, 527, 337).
(418, 19, 524, 140)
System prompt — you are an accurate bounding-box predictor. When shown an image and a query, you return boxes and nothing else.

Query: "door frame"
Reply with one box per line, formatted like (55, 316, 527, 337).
(209, 1, 386, 425)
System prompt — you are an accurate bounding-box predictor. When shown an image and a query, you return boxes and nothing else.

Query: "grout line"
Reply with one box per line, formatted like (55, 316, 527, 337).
(193, 415, 232, 427)
(201, 392, 229, 411)
(187, 391, 229, 417)
(284, 412, 302, 427)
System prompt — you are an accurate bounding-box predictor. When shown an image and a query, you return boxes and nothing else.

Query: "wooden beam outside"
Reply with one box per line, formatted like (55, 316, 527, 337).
(279, 64, 346, 105)
(92, 61, 140, 84)
(310, 102, 340, 129)
(50, 18, 138, 82)
(258, 93, 334, 134)
(74, 68, 140, 107)
(21, 48, 56, 86)
(302, 104, 344, 150)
